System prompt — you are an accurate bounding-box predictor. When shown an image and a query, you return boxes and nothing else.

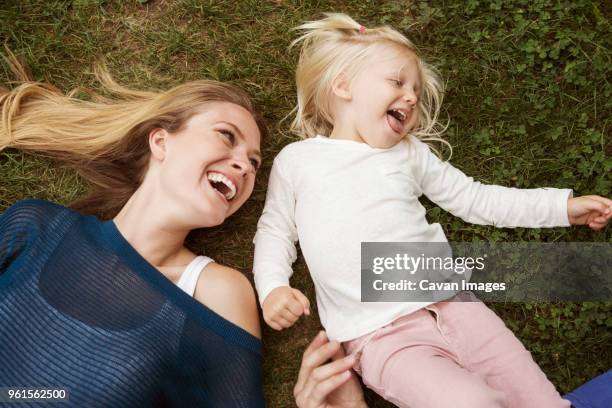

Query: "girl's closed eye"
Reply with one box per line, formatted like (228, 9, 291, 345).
(389, 79, 403, 87)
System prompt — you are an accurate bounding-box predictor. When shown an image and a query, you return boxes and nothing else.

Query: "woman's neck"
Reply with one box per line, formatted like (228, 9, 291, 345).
(113, 184, 192, 269)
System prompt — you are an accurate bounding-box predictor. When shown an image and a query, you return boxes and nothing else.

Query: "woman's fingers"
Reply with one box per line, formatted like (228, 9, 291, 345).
(309, 354, 356, 386)
(295, 336, 356, 408)
(329, 339, 349, 361)
(302, 331, 329, 358)
(308, 370, 352, 406)
(300, 355, 355, 407)
(295, 332, 333, 394)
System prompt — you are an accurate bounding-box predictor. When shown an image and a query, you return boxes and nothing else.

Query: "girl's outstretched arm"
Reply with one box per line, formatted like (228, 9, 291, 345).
(567, 195, 612, 230)
(409, 138, 574, 228)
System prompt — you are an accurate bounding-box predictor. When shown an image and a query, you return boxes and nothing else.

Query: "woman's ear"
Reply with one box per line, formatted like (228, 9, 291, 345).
(149, 128, 168, 161)
(331, 73, 352, 101)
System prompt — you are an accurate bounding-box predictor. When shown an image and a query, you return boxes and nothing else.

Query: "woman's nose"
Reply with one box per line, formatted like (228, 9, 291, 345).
(230, 158, 249, 176)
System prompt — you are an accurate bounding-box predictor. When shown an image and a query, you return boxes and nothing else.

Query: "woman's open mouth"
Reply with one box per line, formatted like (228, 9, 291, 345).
(206, 171, 237, 201)
(386, 108, 408, 134)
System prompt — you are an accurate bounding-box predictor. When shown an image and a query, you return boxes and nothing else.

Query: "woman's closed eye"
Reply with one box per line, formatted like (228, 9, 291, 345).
(219, 129, 236, 144)
(218, 129, 259, 171)
(249, 158, 261, 172)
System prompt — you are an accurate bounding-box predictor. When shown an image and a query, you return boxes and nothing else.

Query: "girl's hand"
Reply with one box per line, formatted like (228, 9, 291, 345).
(567, 195, 612, 230)
(262, 286, 310, 330)
(294, 331, 367, 408)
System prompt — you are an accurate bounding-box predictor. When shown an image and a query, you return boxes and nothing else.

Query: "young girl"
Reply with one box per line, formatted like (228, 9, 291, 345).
(252, 13, 612, 408)
(0, 54, 365, 407)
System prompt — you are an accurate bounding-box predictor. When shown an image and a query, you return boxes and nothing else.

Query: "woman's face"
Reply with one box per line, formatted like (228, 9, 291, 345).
(152, 101, 262, 228)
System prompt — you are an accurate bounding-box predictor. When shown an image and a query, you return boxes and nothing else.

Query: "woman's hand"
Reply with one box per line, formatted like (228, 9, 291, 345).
(294, 331, 367, 408)
(568, 195, 612, 230)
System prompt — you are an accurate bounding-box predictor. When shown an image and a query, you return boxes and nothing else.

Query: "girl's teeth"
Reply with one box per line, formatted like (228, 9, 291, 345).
(395, 109, 406, 121)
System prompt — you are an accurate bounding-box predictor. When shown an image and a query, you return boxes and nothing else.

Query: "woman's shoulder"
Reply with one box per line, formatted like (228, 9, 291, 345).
(2, 198, 66, 212)
(0, 198, 71, 227)
(193, 262, 261, 339)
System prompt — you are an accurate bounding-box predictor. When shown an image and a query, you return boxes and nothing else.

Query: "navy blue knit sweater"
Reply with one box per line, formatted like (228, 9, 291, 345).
(0, 199, 264, 407)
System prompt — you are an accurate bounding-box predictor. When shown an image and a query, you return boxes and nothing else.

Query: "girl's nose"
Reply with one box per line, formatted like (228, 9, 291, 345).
(404, 90, 418, 106)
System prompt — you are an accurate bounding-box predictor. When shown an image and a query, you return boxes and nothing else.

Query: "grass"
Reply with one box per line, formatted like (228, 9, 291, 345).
(1, 0, 610, 406)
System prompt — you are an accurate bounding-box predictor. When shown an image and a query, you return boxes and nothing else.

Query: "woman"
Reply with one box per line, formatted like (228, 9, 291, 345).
(0, 54, 365, 407)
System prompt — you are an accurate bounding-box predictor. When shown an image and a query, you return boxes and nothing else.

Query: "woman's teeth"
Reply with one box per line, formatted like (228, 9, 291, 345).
(207, 172, 236, 200)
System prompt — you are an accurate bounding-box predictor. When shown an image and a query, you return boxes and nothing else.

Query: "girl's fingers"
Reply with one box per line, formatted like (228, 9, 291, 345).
(281, 307, 300, 322)
(588, 195, 612, 209)
(268, 320, 283, 331)
(287, 298, 306, 317)
(583, 196, 612, 215)
(292, 289, 311, 315)
(276, 316, 294, 328)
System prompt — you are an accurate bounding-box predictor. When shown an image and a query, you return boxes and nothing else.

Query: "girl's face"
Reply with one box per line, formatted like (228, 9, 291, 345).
(151, 102, 262, 228)
(339, 47, 421, 148)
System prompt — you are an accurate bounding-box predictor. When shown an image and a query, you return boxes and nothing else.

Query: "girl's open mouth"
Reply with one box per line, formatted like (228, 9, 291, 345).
(387, 108, 408, 134)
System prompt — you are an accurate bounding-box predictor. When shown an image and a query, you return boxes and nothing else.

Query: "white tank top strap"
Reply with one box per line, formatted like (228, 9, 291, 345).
(176, 255, 214, 297)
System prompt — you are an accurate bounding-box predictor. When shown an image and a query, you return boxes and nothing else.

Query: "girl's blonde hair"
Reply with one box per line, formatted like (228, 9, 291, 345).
(290, 13, 449, 153)
(1, 50, 266, 219)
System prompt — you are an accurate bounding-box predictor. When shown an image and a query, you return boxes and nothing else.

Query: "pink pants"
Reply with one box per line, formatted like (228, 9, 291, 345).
(343, 293, 571, 408)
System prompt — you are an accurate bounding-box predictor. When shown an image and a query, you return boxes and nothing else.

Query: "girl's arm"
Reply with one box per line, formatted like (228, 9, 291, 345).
(253, 154, 309, 330)
(410, 138, 573, 228)
(567, 195, 612, 230)
(253, 155, 299, 300)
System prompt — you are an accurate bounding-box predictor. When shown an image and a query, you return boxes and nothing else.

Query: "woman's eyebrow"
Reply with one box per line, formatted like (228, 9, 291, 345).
(220, 121, 262, 159)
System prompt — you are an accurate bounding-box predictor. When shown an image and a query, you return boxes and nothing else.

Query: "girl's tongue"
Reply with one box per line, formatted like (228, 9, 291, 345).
(387, 112, 404, 134)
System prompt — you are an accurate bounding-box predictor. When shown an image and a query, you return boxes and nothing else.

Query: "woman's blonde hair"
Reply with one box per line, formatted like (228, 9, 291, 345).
(0, 50, 266, 219)
(289, 13, 449, 153)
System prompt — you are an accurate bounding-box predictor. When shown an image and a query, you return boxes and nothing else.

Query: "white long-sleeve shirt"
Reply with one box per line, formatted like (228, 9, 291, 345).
(253, 135, 572, 341)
